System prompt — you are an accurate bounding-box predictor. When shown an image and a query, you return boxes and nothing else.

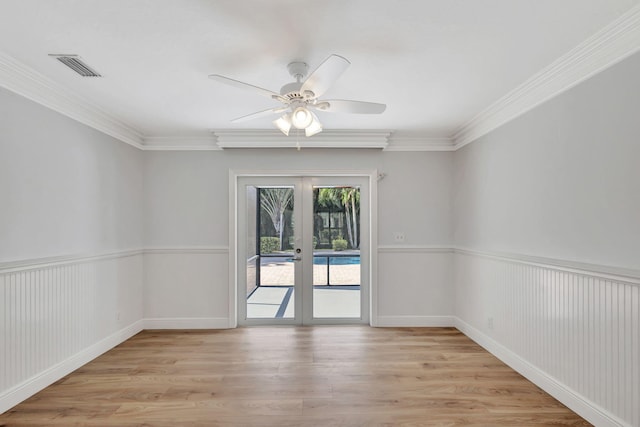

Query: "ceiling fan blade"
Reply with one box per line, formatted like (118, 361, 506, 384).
(300, 54, 350, 99)
(209, 74, 287, 102)
(316, 99, 386, 114)
(230, 106, 289, 123)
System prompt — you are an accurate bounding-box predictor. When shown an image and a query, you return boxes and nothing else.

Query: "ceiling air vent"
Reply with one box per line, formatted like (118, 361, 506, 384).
(49, 54, 102, 77)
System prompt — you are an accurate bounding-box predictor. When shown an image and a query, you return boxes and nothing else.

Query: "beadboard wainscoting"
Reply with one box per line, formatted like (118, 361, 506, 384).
(0, 251, 145, 414)
(143, 247, 231, 329)
(376, 246, 455, 327)
(454, 250, 640, 427)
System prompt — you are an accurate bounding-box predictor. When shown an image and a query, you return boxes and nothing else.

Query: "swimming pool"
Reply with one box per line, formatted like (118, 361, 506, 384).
(259, 255, 361, 265)
(313, 256, 360, 265)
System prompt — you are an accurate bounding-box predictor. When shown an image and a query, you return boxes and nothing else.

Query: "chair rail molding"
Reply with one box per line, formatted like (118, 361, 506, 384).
(454, 247, 640, 284)
(143, 246, 229, 255)
(378, 245, 454, 253)
(0, 249, 144, 273)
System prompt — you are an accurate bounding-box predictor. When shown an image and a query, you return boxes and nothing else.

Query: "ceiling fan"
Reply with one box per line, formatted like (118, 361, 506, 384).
(209, 54, 386, 137)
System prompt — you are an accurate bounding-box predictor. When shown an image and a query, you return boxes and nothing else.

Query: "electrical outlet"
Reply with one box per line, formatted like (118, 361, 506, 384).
(487, 317, 494, 330)
(393, 232, 405, 242)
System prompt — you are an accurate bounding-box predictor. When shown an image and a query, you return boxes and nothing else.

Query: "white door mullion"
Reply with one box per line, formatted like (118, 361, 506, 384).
(301, 178, 315, 325)
(292, 178, 304, 326)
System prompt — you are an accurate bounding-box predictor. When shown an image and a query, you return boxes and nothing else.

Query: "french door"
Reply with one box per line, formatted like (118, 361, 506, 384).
(237, 176, 369, 325)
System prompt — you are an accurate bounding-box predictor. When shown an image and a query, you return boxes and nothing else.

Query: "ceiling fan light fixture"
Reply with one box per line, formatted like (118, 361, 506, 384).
(274, 114, 292, 136)
(305, 112, 323, 137)
(291, 106, 313, 129)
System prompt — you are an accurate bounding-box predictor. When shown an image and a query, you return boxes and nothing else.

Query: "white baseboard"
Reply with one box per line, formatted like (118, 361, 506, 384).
(453, 317, 629, 427)
(144, 317, 231, 329)
(376, 315, 455, 327)
(0, 319, 144, 414)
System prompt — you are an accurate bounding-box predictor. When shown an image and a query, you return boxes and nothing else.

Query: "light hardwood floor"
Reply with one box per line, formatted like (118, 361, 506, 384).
(0, 327, 591, 426)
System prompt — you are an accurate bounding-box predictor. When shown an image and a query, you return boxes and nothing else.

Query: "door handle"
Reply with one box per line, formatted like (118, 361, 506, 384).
(289, 248, 302, 262)
(286, 256, 301, 262)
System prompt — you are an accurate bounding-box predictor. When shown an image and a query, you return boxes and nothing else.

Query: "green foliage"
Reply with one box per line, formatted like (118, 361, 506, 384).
(317, 187, 360, 210)
(317, 188, 342, 209)
(260, 237, 280, 254)
(332, 238, 348, 251)
(317, 187, 360, 249)
(260, 188, 294, 251)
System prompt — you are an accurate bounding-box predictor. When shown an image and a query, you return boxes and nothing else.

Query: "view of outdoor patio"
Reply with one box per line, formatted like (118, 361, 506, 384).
(245, 185, 361, 320)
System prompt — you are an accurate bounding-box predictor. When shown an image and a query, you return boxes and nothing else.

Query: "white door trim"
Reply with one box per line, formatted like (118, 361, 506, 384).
(229, 169, 379, 327)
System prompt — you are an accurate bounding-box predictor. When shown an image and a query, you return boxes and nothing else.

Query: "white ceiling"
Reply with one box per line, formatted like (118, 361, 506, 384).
(0, 0, 638, 142)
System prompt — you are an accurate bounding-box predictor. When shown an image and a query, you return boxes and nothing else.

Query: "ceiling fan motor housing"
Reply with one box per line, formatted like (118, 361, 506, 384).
(280, 61, 316, 101)
(279, 81, 304, 100)
(287, 61, 308, 80)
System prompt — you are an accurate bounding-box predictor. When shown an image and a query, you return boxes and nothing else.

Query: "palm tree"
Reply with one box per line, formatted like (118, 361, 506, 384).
(317, 187, 360, 249)
(260, 188, 293, 251)
(341, 187, 359, 249)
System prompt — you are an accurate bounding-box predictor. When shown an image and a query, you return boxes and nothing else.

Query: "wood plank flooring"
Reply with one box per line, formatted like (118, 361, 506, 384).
(0, 327, 591, 426)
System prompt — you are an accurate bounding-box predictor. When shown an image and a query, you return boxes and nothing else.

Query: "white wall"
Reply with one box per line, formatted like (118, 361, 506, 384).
(0, 88, 144, 262)
(453, 52, 640, 426)
(144, 249, 229, 328)
(143, 149, 454, 324)
(143, 150, 452, 247)
(0, 87, 145, 413)
(453, 54, 640, 269)
(377, 248, 453, 325)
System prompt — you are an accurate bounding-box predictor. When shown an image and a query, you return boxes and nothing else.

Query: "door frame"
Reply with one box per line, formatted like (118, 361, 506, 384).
(229, 169, 379, 327)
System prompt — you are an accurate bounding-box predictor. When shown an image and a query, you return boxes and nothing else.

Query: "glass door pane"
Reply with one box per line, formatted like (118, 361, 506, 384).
(238, 175, 368, 326)
(245, 185, 296, 320)
(311, 186, 361, 319)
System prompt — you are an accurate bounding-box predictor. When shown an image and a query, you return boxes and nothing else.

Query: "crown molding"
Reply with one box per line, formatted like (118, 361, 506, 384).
(142, 136, 221, 151)
(385, 135, 455, 152)
(452, 4, 640, 150)
(4, 1, 640, 154)
(213, 129, 391, 149)
(0, 52, 144, 149)
(143, 132, 457, 152)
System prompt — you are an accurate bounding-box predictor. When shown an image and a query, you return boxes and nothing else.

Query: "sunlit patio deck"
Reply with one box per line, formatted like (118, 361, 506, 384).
(246, 252, 361, 319)
(247, 286, 360, 318)
(259, 261, 360, 286)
